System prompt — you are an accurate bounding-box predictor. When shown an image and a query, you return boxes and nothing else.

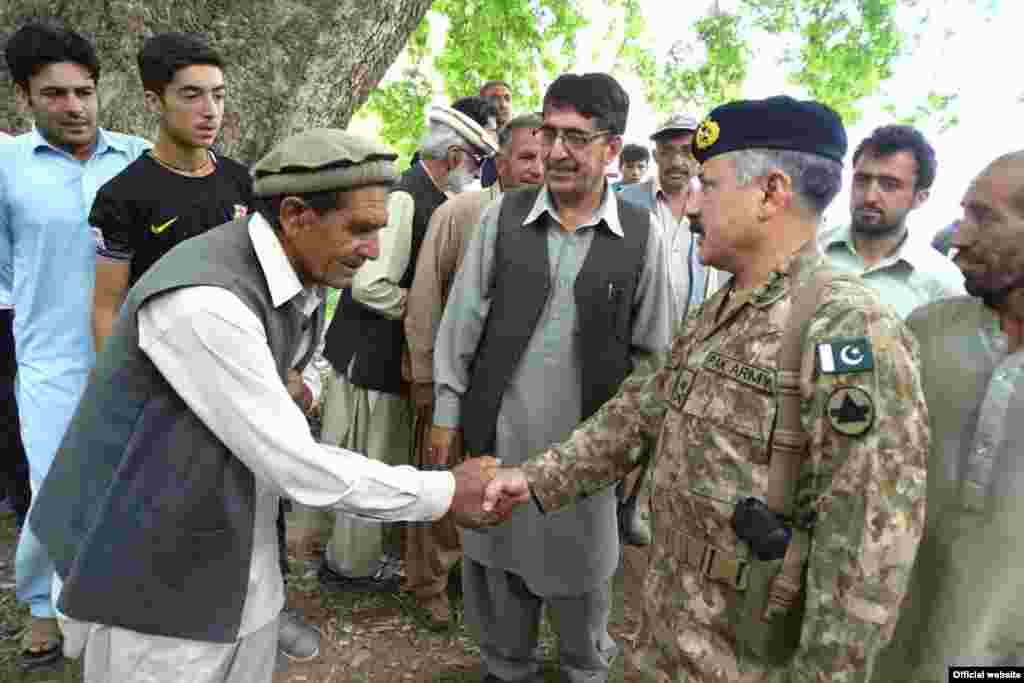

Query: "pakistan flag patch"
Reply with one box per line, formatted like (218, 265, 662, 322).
(817, 337, 874, 374)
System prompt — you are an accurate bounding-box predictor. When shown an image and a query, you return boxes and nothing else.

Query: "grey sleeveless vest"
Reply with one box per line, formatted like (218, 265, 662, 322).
(29, 216, 321, 643)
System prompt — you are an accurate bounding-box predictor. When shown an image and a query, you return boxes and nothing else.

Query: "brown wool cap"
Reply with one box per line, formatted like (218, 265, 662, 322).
(251, 128, 398, 198)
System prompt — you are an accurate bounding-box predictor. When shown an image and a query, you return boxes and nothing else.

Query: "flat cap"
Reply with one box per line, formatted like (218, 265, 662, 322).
(692, 96, 847, 165)
(251, 128, 398, 198)
(429, 105, 499, 156)
(651, 113, 699, 141)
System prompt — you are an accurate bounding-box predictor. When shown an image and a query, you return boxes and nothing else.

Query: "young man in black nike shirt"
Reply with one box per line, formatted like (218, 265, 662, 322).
(90, 32, 251, 353)
(86, 33, 322, 665)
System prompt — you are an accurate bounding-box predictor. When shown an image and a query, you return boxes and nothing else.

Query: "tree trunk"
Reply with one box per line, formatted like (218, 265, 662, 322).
(1, 0, 433, 163)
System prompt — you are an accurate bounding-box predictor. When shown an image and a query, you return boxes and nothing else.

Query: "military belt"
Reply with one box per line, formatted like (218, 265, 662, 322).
(683, 535, 749, 590)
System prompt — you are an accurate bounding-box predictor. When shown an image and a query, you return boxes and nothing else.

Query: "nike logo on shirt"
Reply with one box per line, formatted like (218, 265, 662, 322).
(151, 217, 178, 235)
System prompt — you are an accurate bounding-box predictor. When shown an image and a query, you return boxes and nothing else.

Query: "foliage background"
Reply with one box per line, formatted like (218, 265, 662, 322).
(359, 0, 996, 167)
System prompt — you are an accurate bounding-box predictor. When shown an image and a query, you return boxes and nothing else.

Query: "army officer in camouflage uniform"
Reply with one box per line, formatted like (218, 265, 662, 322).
(481, 97, 930, 682)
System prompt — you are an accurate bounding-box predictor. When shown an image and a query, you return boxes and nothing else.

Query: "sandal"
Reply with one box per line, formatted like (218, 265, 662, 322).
(18, 616, 63, 671)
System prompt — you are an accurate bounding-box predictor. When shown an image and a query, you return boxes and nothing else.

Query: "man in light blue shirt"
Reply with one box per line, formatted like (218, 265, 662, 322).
(820, 124, 963, 318)
(1, 23, 148, 671)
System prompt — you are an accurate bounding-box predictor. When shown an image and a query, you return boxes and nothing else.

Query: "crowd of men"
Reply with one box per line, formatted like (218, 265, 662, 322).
(1, 18, 1022, 683)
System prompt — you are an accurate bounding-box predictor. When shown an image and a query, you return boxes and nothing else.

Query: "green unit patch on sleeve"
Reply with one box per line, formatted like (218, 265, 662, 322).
(816, 337, 874, 374)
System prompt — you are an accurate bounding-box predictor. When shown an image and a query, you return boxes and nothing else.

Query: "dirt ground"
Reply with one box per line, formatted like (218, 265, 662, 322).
(0, 511, 651, 683)
(271, 540, 651, 683)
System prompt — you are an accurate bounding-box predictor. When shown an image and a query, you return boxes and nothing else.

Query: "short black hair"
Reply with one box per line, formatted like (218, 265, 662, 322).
(620, 144, 650, 165)
(853, 124, 937, 191)
(137, 32, 224, 96)
(542, 73, 629, 136)
(451, 96, 498, 129)
(4, 22, 100, 91)
(480, 80, 511, 95)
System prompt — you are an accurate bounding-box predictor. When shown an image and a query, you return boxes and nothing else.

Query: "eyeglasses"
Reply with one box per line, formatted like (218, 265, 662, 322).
(536, 126, 611, 151)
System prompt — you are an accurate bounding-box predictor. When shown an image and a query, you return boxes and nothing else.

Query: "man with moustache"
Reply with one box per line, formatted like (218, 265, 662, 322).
(821, 124, 963, 318)
(621, 113, 722, 321)
(482, 96, 930, 681)
(1, 23, 150, 670)
(28, 129, 506, 683)
(403, 112, 544, 628)
(86, 32, 325, 664)
(433, 73, 672, 682)
(872, 151, 1024, 680)
(318, 106, 497, 593)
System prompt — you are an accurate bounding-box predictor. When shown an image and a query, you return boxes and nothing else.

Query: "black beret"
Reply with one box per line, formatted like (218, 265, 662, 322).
(692, 95, 847, 165)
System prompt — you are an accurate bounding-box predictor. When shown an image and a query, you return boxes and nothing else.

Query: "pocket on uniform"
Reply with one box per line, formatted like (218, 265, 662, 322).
(679, 368, 777, 520)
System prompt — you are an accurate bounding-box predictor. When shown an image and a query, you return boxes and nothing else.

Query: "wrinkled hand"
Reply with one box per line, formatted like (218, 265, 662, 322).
(410, 381, 434, 415)
(483, 468, 531, 519)
(449, 456, 502, 528)
(286, 369, 313, 414)
(429, 425, 462, 468)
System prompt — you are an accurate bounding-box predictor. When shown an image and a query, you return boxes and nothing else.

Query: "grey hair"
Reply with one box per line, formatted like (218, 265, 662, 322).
(419, 122, 466, 160)
(725, 148, 843, 216)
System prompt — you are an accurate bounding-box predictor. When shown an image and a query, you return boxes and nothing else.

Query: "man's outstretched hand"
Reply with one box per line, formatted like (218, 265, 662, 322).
(483, 468, 531, 518)
(449, 459, 532, 528)
(449, 457, 501, 528)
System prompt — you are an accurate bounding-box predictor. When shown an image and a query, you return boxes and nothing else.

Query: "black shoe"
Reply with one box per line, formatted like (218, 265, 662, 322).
(318, 561, 401, 594)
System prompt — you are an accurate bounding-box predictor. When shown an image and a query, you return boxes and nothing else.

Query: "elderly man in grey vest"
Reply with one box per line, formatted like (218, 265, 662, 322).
(27, 129, 503, 683)
(432, 73, 672, 683)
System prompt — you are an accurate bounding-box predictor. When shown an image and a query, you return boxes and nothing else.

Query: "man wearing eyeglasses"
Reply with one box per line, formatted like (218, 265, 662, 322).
(318, 105, 497, 593)
(432, 73, 672, 683)
(621, 113, 724, 322)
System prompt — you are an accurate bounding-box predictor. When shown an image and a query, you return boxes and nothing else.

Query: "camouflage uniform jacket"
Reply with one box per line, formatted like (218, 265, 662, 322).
(522, 242, 930, 682)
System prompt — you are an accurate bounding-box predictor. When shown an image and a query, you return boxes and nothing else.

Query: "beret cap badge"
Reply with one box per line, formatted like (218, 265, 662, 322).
(695, 119, 720, 150)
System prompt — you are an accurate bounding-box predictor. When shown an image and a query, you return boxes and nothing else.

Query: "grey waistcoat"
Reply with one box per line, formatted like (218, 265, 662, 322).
(28, 216, 321, 643)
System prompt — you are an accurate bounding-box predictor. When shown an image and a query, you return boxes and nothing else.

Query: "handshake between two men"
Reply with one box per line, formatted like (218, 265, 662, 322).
(446, 457, 535, 529)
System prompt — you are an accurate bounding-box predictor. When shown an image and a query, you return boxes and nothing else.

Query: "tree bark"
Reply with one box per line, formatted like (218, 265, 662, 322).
(1, 0, 433, 163)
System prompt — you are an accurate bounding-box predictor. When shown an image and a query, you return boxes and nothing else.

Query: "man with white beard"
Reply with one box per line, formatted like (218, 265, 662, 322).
(317, 106, 497, 591)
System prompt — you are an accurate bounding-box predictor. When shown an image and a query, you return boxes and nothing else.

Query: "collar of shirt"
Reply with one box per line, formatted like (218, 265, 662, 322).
(522, 182, 624, 237)
(741, 239, 822, 309)
(650, 177, 691, 231)
(27, 126, 131, 159)
(248, 212, 322, 316)
(819, 223, 923, 273)
(652, 176, 667, 202)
